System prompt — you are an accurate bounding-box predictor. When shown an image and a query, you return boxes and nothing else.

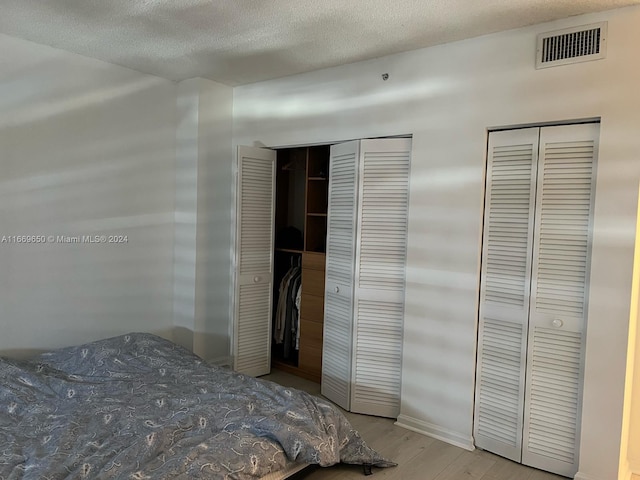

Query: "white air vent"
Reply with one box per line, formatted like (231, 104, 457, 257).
(536, 22, 606, 69)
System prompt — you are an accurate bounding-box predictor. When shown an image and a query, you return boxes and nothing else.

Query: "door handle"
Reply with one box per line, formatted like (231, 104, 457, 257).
(253, 276, 261, 283)
(552, 318, 563, 328)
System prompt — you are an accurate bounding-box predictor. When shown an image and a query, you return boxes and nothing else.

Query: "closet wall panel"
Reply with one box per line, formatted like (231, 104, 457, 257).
(322, 138, 412, 418)
(322, 140, 360, 410)
(474, 123, 599, 478)
(522, 123, 599, 476)
(474, 127, 539, 462)
(351, 139, 411, 418)
(233, 146, 277, 377)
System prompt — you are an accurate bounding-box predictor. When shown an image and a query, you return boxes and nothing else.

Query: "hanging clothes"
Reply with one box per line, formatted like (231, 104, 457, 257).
(274, 260, 302, 359)
(283, 270, 301, 359)
(294, 282, 302, 350)
(274, 265, 298, 344)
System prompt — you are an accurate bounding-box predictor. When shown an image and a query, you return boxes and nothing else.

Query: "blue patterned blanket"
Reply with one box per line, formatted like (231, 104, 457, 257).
(0, 333, 394, 479)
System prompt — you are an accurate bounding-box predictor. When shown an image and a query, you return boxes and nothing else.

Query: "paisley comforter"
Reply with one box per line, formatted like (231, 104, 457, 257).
(0, 333, 393, 479)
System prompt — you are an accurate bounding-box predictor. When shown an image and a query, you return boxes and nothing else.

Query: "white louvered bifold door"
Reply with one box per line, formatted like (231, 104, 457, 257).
(350, 138, 412, 418)
(474, 128, 540, 462)
(322, 140, 360, 410)
(522, 123, 598, 477)
(233, 146, 276, 377)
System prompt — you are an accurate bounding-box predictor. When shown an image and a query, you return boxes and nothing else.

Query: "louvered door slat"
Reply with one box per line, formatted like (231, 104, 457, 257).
(350, 138, 411, 418)
(233, 146, 276, 377)
(522, 123, 598, 477)
(474, 128, 540, 462)
(322, 141, 360, 410)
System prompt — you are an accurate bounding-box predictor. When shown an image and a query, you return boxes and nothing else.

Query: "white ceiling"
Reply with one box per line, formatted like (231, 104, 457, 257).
(0, 0, 638, 86)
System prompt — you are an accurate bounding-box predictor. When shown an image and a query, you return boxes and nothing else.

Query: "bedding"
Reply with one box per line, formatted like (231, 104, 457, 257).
(0, 333, 394, 479)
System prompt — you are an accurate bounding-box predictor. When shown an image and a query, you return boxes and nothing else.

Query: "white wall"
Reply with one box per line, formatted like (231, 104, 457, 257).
(0, 34, 177, 355)
(173, 79, 200, 350)
(233, 6, 640, 480)
(173, 77, 234, 360)
(194, 78, 234, 361)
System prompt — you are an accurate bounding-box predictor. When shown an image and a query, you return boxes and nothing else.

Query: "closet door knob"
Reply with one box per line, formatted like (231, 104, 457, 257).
(253, 276, 260, 283)
(552, 318, 563, 328)
(334, 286, 340, 293)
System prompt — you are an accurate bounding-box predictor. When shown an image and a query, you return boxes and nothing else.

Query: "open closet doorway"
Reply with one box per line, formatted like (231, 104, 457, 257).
(233, 137, 412, 419)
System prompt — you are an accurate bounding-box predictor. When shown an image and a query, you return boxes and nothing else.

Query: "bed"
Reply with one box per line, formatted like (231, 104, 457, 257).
(0, 333, 394, 479)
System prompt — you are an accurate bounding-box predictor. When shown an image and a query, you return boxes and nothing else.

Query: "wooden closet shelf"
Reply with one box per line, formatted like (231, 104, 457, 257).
(275, 247, 304, 254)
(306, 213, 327, 217)
(308, 176, 328, 181)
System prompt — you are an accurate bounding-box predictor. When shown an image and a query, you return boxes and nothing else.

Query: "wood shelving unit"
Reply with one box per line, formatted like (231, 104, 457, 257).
(271, 145, 329, 382)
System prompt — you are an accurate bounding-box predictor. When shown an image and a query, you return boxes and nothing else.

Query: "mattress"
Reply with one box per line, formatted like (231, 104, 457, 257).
(260, 462, 311, 480)
(0, 333, 394, 479)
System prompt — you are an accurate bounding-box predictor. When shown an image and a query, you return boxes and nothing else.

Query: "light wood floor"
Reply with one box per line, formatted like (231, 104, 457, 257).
(263, 369, 566, 480)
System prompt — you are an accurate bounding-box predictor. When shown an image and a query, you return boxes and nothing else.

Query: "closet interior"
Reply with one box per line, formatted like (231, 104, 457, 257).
(271, 145, 329, 383)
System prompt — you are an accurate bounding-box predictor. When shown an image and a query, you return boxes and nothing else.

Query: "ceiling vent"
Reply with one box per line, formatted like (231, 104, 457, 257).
(536, 22, 606, 69)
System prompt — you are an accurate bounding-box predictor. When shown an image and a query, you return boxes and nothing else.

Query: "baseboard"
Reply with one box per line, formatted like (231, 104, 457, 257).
(575, 466, 640, 480)
(395, 414, 475, 451)
(574, 472, 608, 480)
(207, 356, 232, 368)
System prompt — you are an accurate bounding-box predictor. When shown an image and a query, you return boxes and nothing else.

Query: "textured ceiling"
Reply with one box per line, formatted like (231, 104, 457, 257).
(0, 0, 638, 86)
